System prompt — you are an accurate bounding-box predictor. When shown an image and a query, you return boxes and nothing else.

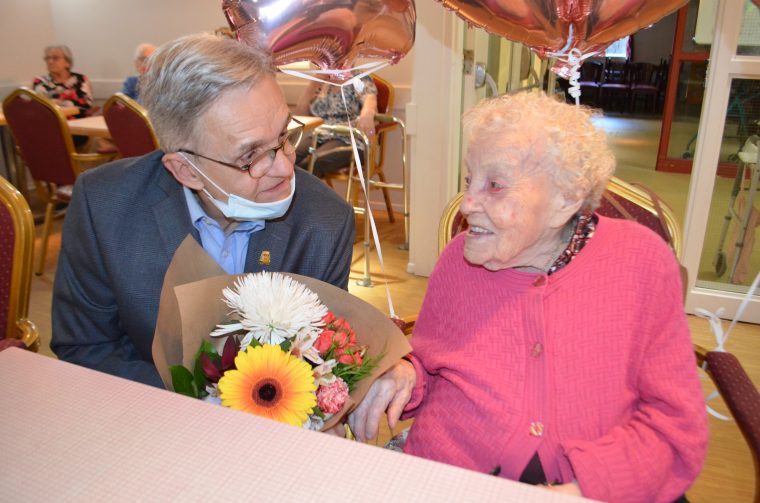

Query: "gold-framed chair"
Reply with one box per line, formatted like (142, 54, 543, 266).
(438, 176, 683, 259)
(0, 176, 39, 351)
(103, 92, 159, 158)
(695, 344, 760, 503)
(2, 87, 114, 275)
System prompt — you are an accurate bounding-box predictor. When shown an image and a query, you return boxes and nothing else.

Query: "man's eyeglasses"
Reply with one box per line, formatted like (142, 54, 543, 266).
(179, 117, 305, 178)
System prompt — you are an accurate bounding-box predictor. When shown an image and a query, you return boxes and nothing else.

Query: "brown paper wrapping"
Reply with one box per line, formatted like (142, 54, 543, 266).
(152, 236, 412, 430)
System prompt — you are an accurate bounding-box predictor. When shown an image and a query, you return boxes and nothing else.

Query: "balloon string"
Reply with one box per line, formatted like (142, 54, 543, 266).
(565, 49, 583, 106)
(339, 87, 396, 319)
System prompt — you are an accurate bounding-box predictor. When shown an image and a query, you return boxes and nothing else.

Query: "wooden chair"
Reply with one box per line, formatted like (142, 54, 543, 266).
(696, 344, 760, 503)
(2, 87, 114, 275)
(629, 62, 661, 114)
(0, 176, 39, 351)
(578, 60, 604, 107)
(103, 92, 159, 158)
(600, 60, 631, 113)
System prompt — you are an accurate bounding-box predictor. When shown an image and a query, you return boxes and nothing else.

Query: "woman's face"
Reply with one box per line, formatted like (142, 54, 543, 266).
(44, 49, 69, 75)
(459, 138, 566, 271)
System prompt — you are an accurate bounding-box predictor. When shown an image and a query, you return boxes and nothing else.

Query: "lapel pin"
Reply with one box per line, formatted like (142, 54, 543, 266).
(259, 250, 271, 266)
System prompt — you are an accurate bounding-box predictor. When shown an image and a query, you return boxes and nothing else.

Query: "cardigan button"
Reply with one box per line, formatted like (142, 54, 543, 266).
(531, 343, 543, 357)
(529, 421, 544, 437)
(532, 276, 546, 287)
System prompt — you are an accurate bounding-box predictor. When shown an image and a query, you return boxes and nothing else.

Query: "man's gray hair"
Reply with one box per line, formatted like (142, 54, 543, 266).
(140, 33, 275, 152)
(44, 44, 74, 67)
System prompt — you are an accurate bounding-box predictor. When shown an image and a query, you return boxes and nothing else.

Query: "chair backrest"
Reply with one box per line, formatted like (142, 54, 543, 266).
(630, 62, 658, 88)
(2, 87, 78, 186)
(0, 176, 38, 349)
(603, 60, 630, 85)
(437, 176, 682, 259)
(598, 177, 682, 259)
(103, 92, 159, 158)
(579, 61, 603, 84)
(371, 74, 394, 115)
(698, 347, 760, 503)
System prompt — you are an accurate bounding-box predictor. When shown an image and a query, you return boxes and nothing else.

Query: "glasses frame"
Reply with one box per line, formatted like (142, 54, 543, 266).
(178, 116, 305, 177)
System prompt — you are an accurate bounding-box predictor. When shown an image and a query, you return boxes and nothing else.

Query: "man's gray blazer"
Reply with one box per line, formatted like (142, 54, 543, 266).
(51, 151, 355, 387)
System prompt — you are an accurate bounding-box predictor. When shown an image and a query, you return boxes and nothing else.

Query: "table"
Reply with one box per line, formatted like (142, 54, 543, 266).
(0, 348, 585, 502)
(66, 115, 324, 140)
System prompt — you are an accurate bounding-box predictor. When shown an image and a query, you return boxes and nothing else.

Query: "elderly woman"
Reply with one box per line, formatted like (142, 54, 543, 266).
(293, 75, 377, 177)
(33, 44, 93, 119)
(349, 92, 707, 502)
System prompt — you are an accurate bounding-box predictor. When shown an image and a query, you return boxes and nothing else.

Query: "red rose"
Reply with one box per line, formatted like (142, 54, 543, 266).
(322, 311, 336, 325)
(314, 329, 335, 354)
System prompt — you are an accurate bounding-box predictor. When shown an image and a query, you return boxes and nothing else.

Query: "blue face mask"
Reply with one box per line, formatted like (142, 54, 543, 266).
(181, 153, 295, 221)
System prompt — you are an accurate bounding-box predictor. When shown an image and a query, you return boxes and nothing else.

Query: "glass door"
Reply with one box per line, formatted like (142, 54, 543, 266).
(684, 0, 760, 322)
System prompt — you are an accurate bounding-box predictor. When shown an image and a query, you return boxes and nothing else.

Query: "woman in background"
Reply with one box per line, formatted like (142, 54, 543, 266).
(33, 44, 93, 119)
(293, 76, 377, 177)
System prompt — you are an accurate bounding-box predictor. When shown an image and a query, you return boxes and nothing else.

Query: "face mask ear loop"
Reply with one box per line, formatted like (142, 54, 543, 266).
(179, 152, 230, 198)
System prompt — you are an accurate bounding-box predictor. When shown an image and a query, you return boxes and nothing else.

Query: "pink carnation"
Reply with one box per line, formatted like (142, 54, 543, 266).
(317, 378, 349, 414)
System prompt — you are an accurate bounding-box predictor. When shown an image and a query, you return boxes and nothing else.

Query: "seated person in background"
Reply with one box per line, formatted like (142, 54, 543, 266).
(349, 92, 707, 502)
(33, 44, 93, 119)
(121, 43, 156, 101)
(293, 75, 377, 177)
(51, 34, 355, 388)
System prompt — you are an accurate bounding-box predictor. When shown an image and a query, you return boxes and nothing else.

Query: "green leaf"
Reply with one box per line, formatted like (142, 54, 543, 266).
(280, 340, 291, 352)
(170, 365, 199, 398)
(192, 357, 209, 399)
(197, 339, 219, 359)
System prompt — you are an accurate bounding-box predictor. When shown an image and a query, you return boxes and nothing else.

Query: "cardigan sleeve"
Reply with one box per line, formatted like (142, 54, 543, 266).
(561, 252, 708, 503)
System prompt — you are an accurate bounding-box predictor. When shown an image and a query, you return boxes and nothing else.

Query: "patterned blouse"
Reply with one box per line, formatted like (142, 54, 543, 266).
(32, 72, 94, 119)
(309, 76, 377, 143)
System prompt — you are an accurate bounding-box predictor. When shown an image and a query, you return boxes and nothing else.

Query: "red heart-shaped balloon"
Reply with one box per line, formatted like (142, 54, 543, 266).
(223, 0, 416, 82)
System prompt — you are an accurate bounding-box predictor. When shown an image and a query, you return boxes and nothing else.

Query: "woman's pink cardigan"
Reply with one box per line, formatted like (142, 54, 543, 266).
(403, 215, 707, 503)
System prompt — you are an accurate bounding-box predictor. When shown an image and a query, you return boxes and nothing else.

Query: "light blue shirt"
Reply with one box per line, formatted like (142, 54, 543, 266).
(183, 187, 264, 274)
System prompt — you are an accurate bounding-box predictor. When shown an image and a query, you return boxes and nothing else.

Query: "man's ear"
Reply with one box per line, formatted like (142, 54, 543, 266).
(163, 153, 204, 190)
(549, 192, 584, 229)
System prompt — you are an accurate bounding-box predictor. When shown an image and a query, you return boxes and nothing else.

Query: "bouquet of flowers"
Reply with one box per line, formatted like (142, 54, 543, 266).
(152, 237, 411, 431)
(169, 272, 379, 429)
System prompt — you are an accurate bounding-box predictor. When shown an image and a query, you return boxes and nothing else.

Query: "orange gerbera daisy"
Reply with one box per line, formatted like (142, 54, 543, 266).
(218, 344, 317, 427)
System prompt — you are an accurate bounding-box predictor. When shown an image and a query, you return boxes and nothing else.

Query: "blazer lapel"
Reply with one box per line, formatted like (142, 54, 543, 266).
(245, 218, 293, 273)
(152, 165, 199, 261)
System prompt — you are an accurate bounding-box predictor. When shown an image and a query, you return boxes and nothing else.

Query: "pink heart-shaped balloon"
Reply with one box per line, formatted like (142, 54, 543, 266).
(436, 0, 687, 74)
(223, 0, 416, 82)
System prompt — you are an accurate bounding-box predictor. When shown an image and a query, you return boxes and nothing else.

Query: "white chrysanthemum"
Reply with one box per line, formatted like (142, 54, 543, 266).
(211, 272, 328, 346)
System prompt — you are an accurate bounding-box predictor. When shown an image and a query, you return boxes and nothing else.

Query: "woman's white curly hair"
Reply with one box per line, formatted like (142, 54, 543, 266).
(463, 91, 615, 211)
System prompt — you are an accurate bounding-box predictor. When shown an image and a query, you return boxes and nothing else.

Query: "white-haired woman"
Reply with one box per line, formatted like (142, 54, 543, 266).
(350, 92, 707, 503)
(33, 44, 93, 119)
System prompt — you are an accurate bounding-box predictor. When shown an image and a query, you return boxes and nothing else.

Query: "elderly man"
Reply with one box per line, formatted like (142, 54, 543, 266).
(120, 42, 156, 101)
(51, 34, 355, 387)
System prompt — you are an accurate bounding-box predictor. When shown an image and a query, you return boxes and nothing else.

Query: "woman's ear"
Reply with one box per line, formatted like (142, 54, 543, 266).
(162, 153, 204, 190)
(549, 192, 584, 229)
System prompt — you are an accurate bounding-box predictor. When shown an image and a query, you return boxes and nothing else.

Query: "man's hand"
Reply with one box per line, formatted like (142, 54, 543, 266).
(348, 359, 416, 442)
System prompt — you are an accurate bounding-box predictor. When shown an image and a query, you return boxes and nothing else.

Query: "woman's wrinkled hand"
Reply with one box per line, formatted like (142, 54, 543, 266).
(545, 481, 582, 496)
(355, 112, 376, 138)
(348, 359, 416, 442)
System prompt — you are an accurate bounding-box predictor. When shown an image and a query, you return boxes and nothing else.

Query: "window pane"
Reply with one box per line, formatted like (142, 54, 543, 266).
(697, 77, 760, 293)
(738, 0, 760, 56)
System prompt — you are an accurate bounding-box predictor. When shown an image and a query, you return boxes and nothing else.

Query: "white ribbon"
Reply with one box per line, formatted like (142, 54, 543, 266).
(695, 271, 760, 420)
(282, 61, 396, 318)
(546, 25, 598, 106)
